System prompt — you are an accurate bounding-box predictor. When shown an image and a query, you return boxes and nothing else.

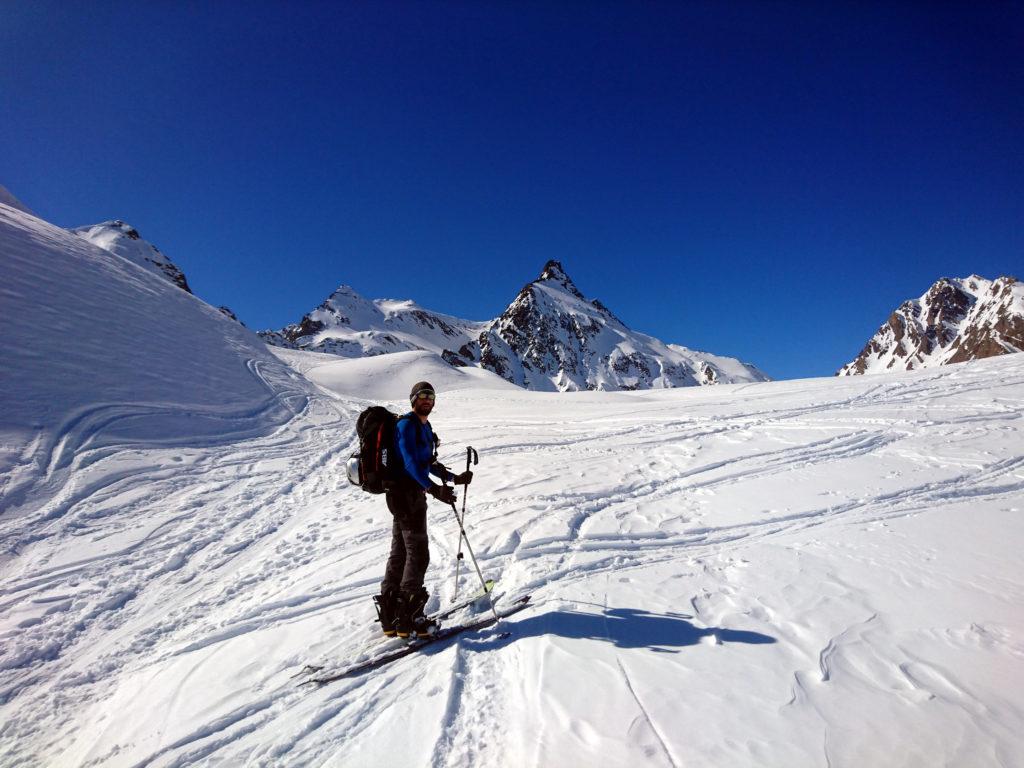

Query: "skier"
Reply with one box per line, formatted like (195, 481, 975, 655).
(375, 381, 473, 638)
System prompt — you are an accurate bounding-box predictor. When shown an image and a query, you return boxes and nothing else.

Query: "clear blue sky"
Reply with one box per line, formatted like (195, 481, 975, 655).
(2, 2, 1021, 379)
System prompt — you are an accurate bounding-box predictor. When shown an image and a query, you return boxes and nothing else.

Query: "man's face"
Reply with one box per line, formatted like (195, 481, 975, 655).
(412, 390, 435, 416)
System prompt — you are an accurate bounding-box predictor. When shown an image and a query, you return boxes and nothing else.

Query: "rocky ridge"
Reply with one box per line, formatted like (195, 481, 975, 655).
(71, 220, 192, 293)
(838, 274, 1024, 375)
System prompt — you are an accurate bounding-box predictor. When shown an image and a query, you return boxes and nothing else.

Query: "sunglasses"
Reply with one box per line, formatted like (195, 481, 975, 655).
(414, 391, 436, 402)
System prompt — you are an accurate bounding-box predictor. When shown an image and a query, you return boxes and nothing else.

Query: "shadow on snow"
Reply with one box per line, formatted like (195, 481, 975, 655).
(456, 607, 776, 654)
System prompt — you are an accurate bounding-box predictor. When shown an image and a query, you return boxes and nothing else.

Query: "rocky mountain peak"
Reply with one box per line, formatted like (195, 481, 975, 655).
(106, 220, 143, 240)
(461, 261, 767, 390)
(322, 284, 380, 319)
(535, 259, 584, 298)
(838, 274, 1023, 375)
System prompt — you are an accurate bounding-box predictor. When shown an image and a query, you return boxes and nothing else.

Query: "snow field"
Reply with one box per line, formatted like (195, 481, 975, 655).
(2, 346, 1022, 766)
(2, 196, 1023, 767)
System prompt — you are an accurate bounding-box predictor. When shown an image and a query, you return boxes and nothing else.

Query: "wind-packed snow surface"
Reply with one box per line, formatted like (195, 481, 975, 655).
(2, 200, 1024, 767)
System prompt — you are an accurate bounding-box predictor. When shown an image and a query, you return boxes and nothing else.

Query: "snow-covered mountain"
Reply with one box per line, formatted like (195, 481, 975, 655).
(452, 260, 768, 390)
(0, 197, 309, 511)
(838, 274, 1024, 375)
(264, 261, 768, 391)
(71, 219, 192, 293)
(260, 284, 487, 359)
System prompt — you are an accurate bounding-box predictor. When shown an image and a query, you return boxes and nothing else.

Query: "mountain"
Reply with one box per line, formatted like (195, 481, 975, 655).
(838, 274, 1024, 375)
(71, 220, 192, 293)
(450, 260, 768, 390)
(0, 196, 309, 515)
(263, 261, 768, 391)
(259, 284, 487, 358)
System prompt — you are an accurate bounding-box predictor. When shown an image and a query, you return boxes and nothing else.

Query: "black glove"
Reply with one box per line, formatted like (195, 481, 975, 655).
(428, 483, 457, 505)
(453, 471, 473, 486)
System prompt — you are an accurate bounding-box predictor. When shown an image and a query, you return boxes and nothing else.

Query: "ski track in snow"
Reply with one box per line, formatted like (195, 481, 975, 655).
(2, 355, 1024, 766)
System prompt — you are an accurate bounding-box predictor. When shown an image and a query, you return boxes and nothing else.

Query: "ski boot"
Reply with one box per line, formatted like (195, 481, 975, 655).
(396, 587, 438, 639)
(373, 587, 399, 637)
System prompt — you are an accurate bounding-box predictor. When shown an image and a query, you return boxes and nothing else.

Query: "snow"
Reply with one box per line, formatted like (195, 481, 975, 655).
(476, 264, 769, 391)
(71, 220, 192, 292)
(265, 284, 488, 359)
(0, 184, 35, 216)
(264, 262, 769, 392)
(2, 198, 1024, 766)
(839, 275, 1024, 375)
(269, 347, 522, 401)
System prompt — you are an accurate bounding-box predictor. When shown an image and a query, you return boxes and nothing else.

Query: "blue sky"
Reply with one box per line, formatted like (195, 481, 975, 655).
(2, 2, 1021, 379)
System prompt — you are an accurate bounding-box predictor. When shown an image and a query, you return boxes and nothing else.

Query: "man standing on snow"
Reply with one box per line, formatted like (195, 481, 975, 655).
(375, 381, 473, 638)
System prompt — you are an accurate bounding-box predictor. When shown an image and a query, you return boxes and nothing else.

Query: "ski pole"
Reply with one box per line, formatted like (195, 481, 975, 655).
(447, 499, 499, 623)
(452, 446, 478, 600)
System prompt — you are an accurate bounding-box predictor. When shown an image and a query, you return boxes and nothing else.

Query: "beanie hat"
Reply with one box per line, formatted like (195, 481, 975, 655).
(410, 381, 435, 403)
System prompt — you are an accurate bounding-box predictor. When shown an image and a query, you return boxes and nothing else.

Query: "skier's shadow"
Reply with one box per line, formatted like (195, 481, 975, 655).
(462, 607, 776, 653)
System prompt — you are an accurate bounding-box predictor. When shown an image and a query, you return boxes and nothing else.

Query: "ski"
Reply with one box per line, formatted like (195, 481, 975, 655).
(434, 578, 496, 622)
(302, 595, 531, 687)
(294, 580, 500, 679)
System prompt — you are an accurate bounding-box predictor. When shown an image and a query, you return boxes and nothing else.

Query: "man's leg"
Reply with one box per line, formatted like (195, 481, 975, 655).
(382, 497, 407, 592)
(397, 489, 435, 637)
(376, 490, 409, 636)
(399, 488, 429, 592)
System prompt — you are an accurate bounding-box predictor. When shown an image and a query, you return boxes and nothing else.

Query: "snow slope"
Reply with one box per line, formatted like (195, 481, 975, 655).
(3, 354, 1023, 764)
(2, 202, 1023, 766)
(71, 220, 192, 293)
(0, 184, 35, 216)
(0, 200, 312, 557)
(269, 347, 522, 401)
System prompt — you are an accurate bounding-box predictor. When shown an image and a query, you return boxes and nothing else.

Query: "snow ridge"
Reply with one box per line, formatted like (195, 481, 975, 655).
(838, 274, 1024, 375)
(0, 184, 35, 216)
(264, 260, 768, 391)
(71, 220, 192, 293)
(259, 285, 487, 359)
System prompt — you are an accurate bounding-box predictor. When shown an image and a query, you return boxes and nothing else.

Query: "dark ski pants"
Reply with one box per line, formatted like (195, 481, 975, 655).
(382, 483, 429, 594)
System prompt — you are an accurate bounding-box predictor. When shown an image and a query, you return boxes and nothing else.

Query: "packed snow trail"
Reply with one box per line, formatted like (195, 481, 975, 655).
(1, 349, 1022, 766)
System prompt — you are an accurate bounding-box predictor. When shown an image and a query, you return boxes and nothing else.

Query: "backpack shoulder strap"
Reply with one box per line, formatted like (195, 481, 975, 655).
(396, 413, 426, 446)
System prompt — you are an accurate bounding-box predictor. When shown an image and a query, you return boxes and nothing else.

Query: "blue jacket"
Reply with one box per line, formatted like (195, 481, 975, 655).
(394, 413, 453, 490)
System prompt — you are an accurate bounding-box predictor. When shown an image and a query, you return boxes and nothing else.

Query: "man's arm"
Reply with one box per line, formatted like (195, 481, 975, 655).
(429, 461, 454, 484)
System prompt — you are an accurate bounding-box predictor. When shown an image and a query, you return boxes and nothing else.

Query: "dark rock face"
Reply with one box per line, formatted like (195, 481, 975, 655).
(838, 275, 1024, 375)
(441, 349, 468, 367)
(467, 260, 615, 389)
(218, 306, 245, 326)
